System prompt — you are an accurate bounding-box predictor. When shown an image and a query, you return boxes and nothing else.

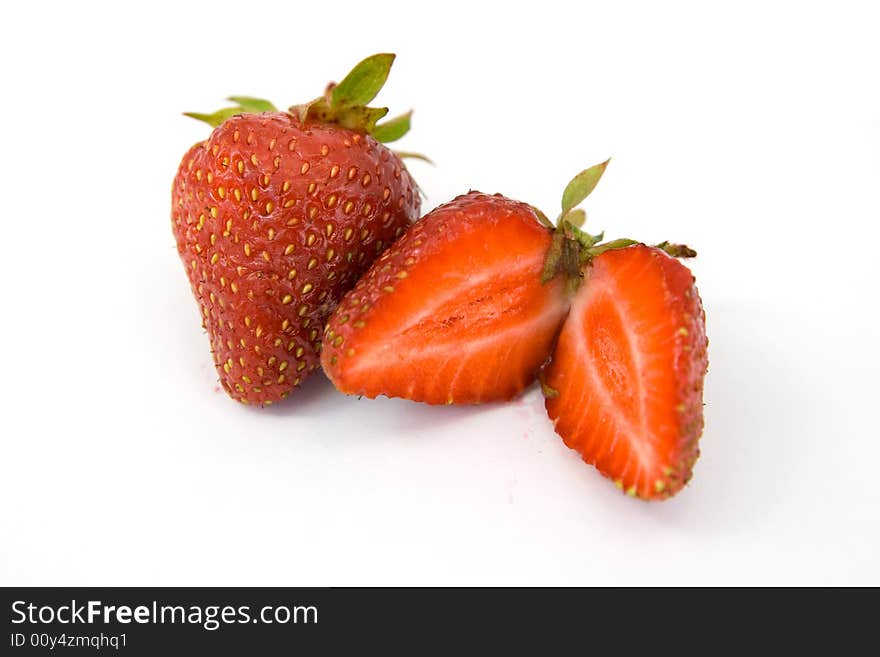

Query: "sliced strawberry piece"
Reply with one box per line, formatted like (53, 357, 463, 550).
(321, 192, 571, 404)
(543, 245, 708, 499)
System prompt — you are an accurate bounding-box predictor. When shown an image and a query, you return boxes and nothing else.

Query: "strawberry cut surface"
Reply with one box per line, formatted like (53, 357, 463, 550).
(321, 192, 571, 404)
(544, 245, 707, 499)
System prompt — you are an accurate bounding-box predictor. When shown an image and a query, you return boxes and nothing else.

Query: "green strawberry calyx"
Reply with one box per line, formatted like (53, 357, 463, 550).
(184, 53, 416, 145)
(539, 159, 696, 293)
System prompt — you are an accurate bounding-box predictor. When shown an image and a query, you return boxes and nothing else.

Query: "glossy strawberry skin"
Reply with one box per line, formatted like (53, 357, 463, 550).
(321, 192, 571, 404)
(544, 245, 707, 499)
(172, 112, 419, 405)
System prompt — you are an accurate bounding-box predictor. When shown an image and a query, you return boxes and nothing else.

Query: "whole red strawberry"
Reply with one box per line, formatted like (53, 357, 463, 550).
(171, 54, 421, 405)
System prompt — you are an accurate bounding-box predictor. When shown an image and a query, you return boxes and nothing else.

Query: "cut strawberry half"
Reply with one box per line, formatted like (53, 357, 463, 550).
(543, 244, 708, 499)
(321, 192, 570, 404)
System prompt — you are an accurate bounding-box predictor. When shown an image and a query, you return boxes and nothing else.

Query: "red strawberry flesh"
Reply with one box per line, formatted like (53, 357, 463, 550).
(322, 192, 570, 404)
(544, 245, 707, 499)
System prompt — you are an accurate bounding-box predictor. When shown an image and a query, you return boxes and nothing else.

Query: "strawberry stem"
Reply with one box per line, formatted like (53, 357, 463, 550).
(565, 222, 603, 251)
(655, 241, 697, 258)
(540, 161, 697, 290)
(290, 53, 412, 138)
(540, 231, 566, 284)
(185, 53, 423, 150)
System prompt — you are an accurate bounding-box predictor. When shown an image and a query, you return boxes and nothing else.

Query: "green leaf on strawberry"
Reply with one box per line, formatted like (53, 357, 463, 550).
(373, 111, 413, 143)
(560, 159, 610, 216)
(393, 151, 434, 164)
(185, 53, 423, 153)
(182, 107, 247, 128)
(331, 53, 396, 107)
(225, 96, 278, 112)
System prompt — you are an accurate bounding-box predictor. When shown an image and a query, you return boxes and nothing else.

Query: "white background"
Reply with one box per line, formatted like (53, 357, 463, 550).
(1, 0, 878, 585)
